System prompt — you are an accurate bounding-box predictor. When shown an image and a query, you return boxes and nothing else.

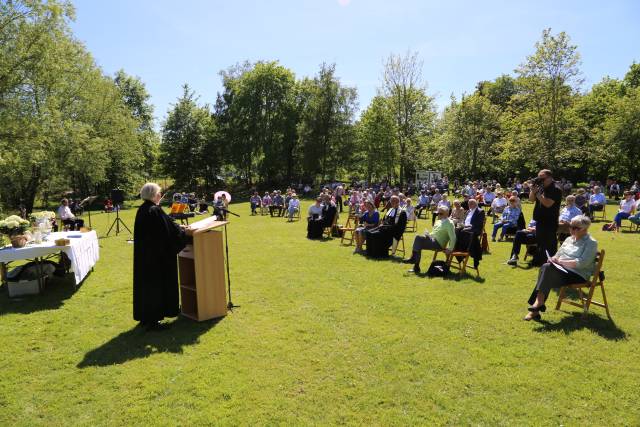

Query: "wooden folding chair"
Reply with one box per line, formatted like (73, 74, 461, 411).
(405, 216, 417, 233)
(446, 231, 480, 278)
(481, 216, 490, 254)
(339, 216, 357, 246)
(593, 203, 607, 221)
(556, 250, 611, 319)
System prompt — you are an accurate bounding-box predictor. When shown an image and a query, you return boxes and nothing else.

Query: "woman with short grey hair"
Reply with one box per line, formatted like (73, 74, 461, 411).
(133, 182, 191, 330)
(524, 215, 598, 321)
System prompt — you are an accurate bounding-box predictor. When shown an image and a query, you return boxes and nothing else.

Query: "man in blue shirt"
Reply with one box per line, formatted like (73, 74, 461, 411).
(588, 186, 606, 219)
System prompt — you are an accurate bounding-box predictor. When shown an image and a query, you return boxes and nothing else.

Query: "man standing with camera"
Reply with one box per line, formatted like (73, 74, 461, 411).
(529, 169, 562, 266)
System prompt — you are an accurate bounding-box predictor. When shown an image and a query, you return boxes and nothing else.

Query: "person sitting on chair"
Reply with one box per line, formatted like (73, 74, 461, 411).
(58, 198, 84, 230)
(250, 192, 261, 215)
(458, 198, 485, 269)
(507, 219, 537, 266)
(307, 198, 325, 239)
(287, 194, 300, 222)
(213, 195, 228, 220)
(557, 195, 582, 238)
(104, 198, 113, 213)
(627, 197, 640, 226)
(403, 206, 456, 274)
(604, 190, 636, 231)
(432, 194, 451, 226)
(524, 215, 598, 321)
(588, 186, 606, 219)
(490, 192, 507, 223)
(354, 200, 380, 253)
(449, 200, 466, 228)
(270, 191, 285, 217)
(416, 191, 430, 218)
(405, 198, 416, 222)
(365, 195, 407, 258)
(491, 196, 521, 242)
(574, 188, 588, 215)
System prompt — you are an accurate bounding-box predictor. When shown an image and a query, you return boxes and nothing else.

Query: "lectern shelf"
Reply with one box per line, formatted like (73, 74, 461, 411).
(178, 217, 229, 321)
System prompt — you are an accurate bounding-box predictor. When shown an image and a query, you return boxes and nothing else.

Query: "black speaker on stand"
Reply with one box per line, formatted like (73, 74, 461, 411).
(106, 188, 131, 237)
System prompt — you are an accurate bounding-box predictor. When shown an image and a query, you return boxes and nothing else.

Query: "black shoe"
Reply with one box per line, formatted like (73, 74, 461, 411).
(402, 258, 415, 264)
(507, 256, 518, 266)
(528, 304, 546, 313)
(408, 266, 421, 274)
(523, 313, 541, 321)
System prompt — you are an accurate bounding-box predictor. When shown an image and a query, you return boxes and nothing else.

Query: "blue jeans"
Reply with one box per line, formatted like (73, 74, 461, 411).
(614, 211, 631, 227)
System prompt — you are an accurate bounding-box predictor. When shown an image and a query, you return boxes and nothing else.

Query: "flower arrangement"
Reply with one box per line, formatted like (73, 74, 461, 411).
(0, 215, 31, 236)
(30, 211, 56, 222)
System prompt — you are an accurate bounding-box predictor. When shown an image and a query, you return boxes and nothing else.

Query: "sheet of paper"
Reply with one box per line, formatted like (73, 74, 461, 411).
(546, 250, 568, 273)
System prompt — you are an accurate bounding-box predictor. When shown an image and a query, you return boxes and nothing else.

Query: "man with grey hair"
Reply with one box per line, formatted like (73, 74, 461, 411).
(403, 206, 456, 274)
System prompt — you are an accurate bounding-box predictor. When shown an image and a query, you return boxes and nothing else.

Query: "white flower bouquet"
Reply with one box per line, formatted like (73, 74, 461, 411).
(0, 215, 31, 236)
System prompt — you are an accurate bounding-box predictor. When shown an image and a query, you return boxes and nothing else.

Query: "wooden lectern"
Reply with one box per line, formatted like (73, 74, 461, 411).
(178, 216, 229, 321)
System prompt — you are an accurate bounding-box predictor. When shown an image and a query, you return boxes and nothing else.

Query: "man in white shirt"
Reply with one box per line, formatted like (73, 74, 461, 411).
(58, 198, 84, 230)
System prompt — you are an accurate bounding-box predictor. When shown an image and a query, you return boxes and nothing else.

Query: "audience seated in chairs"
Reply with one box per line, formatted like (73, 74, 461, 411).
(365, 195, 407, 258)
(605, 190, 636, 231)
(491, 196, 520, 242)
(557, 195, 583, 239)
(588, 186, 606, 219)
(58, 198, 84, 230)
(249, 192, 261, 215)
(507, 219, 537, 266)
(403, 206, 456, 274)
(353, 201, 380, 253)
(287, 194, 300, 222)
(524, 215, 597, 321)
(270, 191, 285, 217)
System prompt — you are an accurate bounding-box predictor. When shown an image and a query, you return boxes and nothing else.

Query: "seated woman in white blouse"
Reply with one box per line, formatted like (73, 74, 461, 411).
(58, 198, 84, 231)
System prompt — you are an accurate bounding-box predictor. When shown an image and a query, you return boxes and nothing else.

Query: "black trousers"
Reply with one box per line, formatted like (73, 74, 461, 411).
(511, 230, 536, 257)
(528, 263, 585, 304)
(533, 223, 557, 265)
(336, 196, 343, 212)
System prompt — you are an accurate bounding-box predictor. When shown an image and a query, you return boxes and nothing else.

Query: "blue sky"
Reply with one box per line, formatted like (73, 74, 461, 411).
(71, 0, 639, 125)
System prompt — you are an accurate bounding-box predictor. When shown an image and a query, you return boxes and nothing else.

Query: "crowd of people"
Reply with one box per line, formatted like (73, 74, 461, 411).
(265, 170, 640, 322)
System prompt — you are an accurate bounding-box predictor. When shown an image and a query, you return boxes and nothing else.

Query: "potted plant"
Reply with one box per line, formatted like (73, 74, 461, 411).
(0, 215, 32, 248)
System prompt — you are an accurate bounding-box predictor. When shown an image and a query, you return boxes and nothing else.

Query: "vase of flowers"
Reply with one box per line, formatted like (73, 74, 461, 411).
(0, 215, 32, 248)
(30, 211, 55, 236)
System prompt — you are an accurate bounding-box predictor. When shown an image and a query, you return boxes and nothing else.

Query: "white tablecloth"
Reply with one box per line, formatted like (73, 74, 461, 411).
(0, 231, 99, 285)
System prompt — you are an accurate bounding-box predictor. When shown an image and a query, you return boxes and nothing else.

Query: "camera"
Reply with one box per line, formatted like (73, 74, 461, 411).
(532, 177, 545, 187)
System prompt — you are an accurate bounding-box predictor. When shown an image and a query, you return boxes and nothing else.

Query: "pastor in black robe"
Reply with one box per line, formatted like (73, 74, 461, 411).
(366, 208, 407, 258)
(133, 200, 188, 323)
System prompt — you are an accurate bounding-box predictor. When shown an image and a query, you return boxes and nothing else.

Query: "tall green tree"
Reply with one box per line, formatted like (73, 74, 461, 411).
(382, 51, 436, 184)
(514, 28, 583, 169)
(356, 96, 396, 182)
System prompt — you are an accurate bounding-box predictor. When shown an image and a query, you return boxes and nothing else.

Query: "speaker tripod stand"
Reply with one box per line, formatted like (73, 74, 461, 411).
(106, 206, 131, 237)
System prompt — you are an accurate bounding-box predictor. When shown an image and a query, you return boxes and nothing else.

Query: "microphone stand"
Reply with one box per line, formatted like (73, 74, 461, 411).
(215, 207, 239, 311)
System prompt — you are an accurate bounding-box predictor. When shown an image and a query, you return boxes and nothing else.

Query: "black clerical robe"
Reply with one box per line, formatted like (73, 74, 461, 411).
(365, 208, 407, 258)
(133, 200, 188, 322)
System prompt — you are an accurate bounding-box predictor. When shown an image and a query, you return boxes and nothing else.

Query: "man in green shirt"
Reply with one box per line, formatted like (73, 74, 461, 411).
(403, 206, 456, 274)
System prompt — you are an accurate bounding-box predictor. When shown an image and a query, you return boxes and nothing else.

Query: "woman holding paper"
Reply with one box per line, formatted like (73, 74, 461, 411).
(524, 215, 598, 321)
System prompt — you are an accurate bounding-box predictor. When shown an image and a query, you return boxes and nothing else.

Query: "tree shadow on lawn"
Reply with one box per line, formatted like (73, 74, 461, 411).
(0, 273, 78, 315)
(77, 316, 222, 368)
(534, 312, 627, 341)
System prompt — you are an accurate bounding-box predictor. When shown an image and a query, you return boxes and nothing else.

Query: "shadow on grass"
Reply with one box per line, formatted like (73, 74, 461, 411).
(534, 312, 626, 341)
(77, 316, 222, 368)
(0, 274, 78, 315)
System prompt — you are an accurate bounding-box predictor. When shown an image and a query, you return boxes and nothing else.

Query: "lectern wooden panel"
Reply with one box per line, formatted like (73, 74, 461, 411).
(178, 217, 228, 321)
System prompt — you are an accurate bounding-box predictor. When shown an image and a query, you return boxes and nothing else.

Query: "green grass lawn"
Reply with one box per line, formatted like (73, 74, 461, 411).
(1, 201, 639, 425)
